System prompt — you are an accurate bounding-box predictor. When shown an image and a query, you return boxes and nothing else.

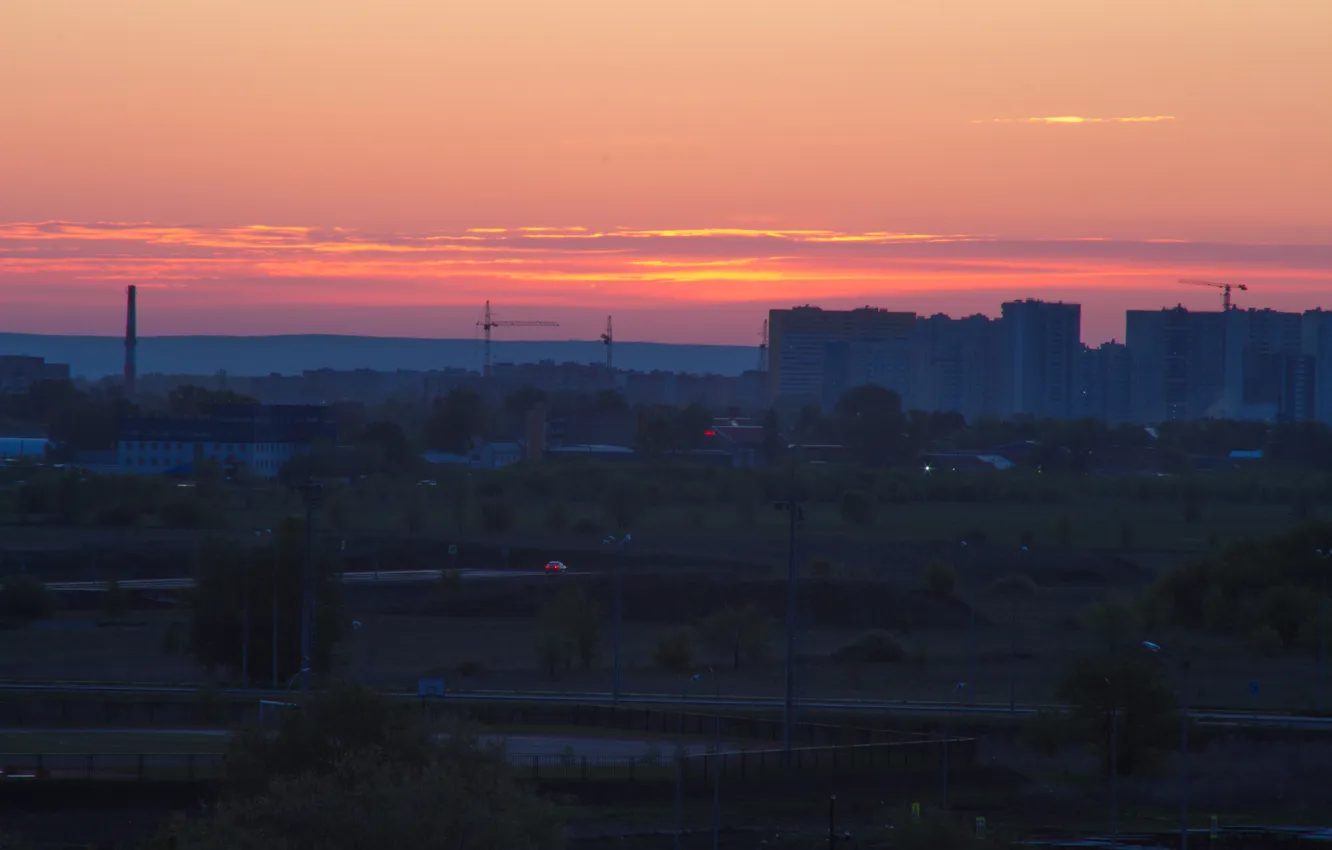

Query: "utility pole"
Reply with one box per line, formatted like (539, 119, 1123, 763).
(774, 462, 803, 761)
(296, 480, 323, 693)
(604, 533, 632, 702)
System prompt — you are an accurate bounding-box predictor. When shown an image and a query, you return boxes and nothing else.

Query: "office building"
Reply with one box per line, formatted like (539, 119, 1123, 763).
(1001, 300, 1082, 419)
(768, 306, 915, 405)
(1126, 307, 1226, 422)
(1082, 341, 1132, 424)
(118, 404, 336, 478)
(0, 355, 70, 394)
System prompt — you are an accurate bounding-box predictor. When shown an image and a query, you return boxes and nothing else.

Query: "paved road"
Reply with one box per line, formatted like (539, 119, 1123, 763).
(0, 728, 703, 758)
(0, 682, 1329, 731)
(41, 569, 587, 592)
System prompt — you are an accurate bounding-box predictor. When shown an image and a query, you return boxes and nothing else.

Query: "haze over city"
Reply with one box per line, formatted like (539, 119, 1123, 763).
(4, 0, 1330, 346)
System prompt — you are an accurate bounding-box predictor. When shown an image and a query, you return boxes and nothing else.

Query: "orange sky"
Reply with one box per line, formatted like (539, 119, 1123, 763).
(2, 0, 1330, 344)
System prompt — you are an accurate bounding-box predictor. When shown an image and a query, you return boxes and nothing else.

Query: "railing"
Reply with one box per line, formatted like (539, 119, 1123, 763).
(0, 739, 975, 784)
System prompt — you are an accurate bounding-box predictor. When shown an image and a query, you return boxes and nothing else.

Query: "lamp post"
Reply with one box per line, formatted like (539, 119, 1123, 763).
(1316, 549, 1331, 714)
(943, 681, 967, 807)
(693, 668, 721, 850)
(773, 461, 804, 762)
(295, 480, 323, 694)
(254, 529, 272, 688)
(1144, 640, 1188, 850)
(602, 533, 632, 702)
(1105, 676, 1119, 850)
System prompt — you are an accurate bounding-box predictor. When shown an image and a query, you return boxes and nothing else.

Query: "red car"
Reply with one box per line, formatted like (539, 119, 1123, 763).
(544, 561, 567, 573)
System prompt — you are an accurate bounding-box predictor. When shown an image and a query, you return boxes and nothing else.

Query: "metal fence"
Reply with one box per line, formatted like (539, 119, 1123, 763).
(0, 738, 974, 784)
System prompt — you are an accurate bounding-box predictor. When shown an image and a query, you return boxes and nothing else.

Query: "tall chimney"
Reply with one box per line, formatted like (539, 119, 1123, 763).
(124, 285, 137, 397)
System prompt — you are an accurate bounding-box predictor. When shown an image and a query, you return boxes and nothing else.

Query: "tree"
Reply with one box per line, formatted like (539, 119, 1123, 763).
(424, 388, 488, 454)
(600, 479, 644, 533)
(834, 385, 906, 466)
(921, 561, 957, 597)
(102, 578, 130, 622)
(358, 421, 415, 473)
(838, 489, 874, 527)
(1083, 593, 1143, 654)
(538, 586, 601, 671)
(1056, 653, 1179, 776)
(653, 627, 696, 674)
(697, 604, 772, 671)
(188, 521, 345, 683)
(168, 386, 257, 417)
(0, 575, 54, 622)
(156, 686, 562, 850)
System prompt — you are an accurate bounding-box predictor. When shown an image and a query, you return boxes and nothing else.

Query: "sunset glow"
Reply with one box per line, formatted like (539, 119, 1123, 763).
(3, 0, 1330, 344)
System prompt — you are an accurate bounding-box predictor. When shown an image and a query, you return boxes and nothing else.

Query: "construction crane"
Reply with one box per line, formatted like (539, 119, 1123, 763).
(757, 319, 769, 372)
(1179, 279, 1248, 312)
(600, 316, 614, 379)
(477, 300, 559, 378)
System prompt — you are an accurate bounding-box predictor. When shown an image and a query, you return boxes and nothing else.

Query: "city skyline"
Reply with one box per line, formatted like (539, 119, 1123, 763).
(2, 222, 1329, 346)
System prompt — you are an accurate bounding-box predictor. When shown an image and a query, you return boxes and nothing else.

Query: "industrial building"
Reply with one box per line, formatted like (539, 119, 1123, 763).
(0, 355, 71, 394)
(117, 404, 336, 478)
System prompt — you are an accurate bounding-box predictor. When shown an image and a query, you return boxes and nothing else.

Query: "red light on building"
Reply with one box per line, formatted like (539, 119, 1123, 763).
(704, 430, 716, 436)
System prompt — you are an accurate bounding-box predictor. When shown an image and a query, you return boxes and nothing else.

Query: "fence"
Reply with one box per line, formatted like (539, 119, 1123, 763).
(0, 739, 975, 785)
(437, 701, 933, 747)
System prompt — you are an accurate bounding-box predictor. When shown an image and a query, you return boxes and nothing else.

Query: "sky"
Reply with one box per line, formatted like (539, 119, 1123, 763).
(2, 0, 1330, 346)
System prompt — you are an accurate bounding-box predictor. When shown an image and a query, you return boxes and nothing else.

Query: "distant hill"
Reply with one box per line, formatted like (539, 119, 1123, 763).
(0, 334, 757, 379)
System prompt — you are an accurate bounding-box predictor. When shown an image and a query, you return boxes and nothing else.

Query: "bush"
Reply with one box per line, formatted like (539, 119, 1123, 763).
(1022, 708, 1077, 756)
(0, 575, 54, 622)
(1250, 624, 1284, 656)
(479, 499, 514, 534)
(921, 561, 957, 597)
(161, 495, 206, 529)
(697, 604, 772, 670)
(543, 502, 570, 534)
(838, 489, 874, 527)
(570, 517, 605, 536)
(831, 630, 906, 664)
(653, 627, 696, 674)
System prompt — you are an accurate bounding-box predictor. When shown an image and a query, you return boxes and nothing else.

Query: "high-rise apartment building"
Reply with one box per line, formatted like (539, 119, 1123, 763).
(1125, 307, 1226, 422)
(1303, 309, 1332, 424)
(911, 313, 1009, 420)
(1082, 341, 1132, 423)
(768, 306, 915, 405)
(1222, 308, 1305, 419)
(1000, 300, 1082, 419)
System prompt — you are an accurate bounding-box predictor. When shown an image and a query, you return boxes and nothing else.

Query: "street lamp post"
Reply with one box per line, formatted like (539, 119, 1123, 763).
(1144, 640, 1188, 850)
(603, 533, 632, 702)
(296, 481, 323, 694)
(774, 463, 803, 762)
(1316, 549, 1331, 714)
(943, 681, 967, 807)
(1105, 675, 1119, 850)
(254, 529, 273, 688)
(241, 555, 250, 688)
(693, 669, 721, 850)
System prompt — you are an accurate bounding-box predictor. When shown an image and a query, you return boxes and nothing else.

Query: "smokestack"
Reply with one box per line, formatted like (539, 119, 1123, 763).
(124, 285, 137, 397)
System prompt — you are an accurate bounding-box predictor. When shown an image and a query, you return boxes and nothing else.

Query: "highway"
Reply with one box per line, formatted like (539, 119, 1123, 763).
(41, 568, 584, 592)
(0, 682, 1329, 731)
